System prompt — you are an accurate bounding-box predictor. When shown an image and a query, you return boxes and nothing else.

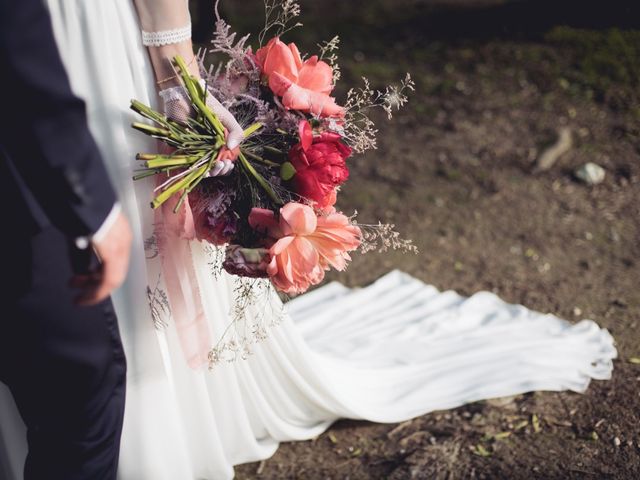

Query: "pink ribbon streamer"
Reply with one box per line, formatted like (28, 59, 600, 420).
(155, 184, 212, 370)
(152, 138, 240, 369)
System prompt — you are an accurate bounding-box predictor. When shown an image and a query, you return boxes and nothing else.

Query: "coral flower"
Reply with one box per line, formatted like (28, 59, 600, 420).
(249, 203, 361, 294)
(256, 37, 343, 117)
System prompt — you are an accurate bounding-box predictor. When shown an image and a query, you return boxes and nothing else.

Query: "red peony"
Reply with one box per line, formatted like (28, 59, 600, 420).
(288, 122, 351, 208)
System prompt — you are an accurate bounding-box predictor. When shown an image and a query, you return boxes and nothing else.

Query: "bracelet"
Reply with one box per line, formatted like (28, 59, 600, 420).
(142, 23, 192, 47)
(156, 56, 196, 86)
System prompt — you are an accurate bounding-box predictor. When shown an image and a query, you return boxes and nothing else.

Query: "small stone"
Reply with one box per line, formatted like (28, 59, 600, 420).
(614, 437, 621, 447)
(578, 127, 590, 138)
(573, 307, 582, 316)
(538, 262, 551, 273)
(575, 162, 606, 185)
(610, 229, 621, 242)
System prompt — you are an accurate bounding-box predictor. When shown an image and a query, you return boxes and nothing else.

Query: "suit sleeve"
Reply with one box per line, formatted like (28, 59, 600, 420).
(0, 0, 118, 237)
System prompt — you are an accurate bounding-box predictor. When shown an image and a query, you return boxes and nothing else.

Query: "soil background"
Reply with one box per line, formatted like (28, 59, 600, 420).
(193, 1, 640, 478)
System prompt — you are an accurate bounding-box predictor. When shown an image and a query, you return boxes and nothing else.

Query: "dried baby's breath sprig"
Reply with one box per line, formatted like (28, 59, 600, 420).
(208, 277, 286, 368)
(340, 74, 415, 154)
(202, 242, 226, 278)
(318, 35, 341, 83)
(350, 211, 418, 255)
(259, 0, 303, 46)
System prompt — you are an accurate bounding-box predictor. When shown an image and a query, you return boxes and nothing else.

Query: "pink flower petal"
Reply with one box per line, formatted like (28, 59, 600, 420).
(298, 120, 313, 151)
(271, 235, 295, 255)
(289, 42, 304, 70)
(298, 57, 334, 94)
(269, 71, 294, 97)
(281, 83, 344, 117)
(249, 208, 283, 238)
(262, 38, 299, 84)
(279, 203, 318, 236)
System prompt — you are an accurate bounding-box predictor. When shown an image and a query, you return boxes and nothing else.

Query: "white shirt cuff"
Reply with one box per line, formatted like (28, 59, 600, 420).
(75, 202, 121, 249)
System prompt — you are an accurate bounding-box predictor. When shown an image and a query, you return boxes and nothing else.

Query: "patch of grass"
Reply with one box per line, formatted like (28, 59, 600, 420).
(544, 27, 640, 109)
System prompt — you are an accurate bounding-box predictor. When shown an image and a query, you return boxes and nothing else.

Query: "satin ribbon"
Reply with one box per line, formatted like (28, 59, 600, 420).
(154, 140, 240, 369)
(155, 189, 211, 369)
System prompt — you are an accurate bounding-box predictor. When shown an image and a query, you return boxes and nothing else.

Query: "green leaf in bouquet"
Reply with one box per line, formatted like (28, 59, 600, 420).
(238, 152, 282, 205)
(280, 161, 297, 181)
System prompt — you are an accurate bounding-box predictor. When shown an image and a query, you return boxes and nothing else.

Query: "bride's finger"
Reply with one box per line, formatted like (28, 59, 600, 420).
(225, 126, 244, 150)
(206, 93, 243, 149)
(209, 160, 225, 177)
(220, 160, 234, 176)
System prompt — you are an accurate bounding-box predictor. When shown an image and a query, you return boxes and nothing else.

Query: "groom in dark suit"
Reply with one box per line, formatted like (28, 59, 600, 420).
(0, 0, 132, 479)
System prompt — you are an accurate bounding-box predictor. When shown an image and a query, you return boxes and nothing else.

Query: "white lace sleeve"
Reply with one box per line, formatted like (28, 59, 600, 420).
(133, 0, 191, 46)
(142, 24, 192, 47)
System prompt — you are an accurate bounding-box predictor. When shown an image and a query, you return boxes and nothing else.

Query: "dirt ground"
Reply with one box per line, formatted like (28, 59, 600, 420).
(198, 1, 640, 478)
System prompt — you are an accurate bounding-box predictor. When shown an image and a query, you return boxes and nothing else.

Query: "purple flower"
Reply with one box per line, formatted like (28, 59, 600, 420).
(191, 180, 238, 246)
(223, 245, 271, 278)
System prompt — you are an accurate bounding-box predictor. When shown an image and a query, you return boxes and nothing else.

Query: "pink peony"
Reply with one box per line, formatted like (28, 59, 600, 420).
(255, 37, 343, 117)
(249, 203, 361, 294)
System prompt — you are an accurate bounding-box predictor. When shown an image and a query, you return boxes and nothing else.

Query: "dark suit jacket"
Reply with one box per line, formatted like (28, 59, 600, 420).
(0, 0, 117, 239)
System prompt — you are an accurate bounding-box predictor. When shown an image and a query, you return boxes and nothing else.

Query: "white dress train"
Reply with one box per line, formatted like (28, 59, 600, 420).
(0, 1, 616, 479)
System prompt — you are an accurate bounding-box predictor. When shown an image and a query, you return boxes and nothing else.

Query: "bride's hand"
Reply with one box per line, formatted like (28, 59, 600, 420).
(131, 0, 243, 176)
(159, 82, 242, 176)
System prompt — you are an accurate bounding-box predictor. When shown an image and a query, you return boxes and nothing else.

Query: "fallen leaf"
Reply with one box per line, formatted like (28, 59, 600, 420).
(473, 444, 492, 457)
(514, 420, 529, 431)
(532, 414, 541, 433)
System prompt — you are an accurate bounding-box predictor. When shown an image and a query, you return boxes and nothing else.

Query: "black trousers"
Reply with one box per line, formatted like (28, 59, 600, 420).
(0, 226, 126, 480)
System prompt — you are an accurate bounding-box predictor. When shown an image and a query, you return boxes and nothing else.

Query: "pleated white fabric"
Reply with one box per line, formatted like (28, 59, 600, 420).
(0, 1, 616, 479)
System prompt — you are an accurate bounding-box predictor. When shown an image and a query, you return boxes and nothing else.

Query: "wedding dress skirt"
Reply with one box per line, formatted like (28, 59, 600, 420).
(0, 1, 616, 479)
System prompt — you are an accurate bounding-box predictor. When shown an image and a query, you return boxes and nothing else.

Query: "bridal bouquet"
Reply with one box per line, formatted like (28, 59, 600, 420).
(131, 1, 415, 296)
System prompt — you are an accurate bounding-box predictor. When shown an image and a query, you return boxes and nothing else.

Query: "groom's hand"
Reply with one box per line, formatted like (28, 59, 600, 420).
(72, 212, 132, 306)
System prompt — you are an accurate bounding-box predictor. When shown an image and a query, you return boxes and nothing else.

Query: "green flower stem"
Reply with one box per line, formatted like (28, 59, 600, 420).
(145, 157, 200, 169)
(173, 151, 217, 212)
(174, 55, 226, 139)
(130, 100, 168, 125)
(133, 165, 185, 181)
(136, 153, 161, 161)
(243, 122, 263, 139)
(132, 122, 172, 137)
(151, 164, 208, 209)
(237, 152, 282, 205)
(137, 153, 199, 161)
(242, 150, 280, 167)
(133, 169, 162, 181)
(263, 145, 286, 155)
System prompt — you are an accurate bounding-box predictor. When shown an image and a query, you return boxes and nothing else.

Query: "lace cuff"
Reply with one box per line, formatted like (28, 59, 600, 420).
(142, 23, 191, 47)
(159, 85, 189, 103)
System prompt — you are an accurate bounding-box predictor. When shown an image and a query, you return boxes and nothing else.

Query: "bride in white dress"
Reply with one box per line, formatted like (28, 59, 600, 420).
(0, 1, 616, 479)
